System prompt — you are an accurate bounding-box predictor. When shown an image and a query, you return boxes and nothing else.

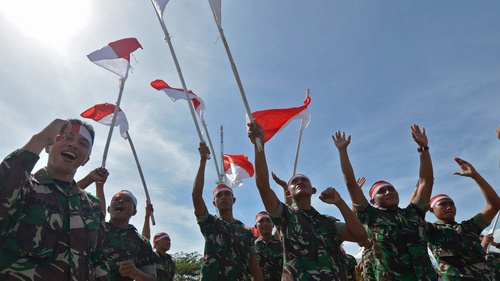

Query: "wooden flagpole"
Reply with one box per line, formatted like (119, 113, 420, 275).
(101, 78, 125, 167)
(151, 0, 224, 183)
(208, 0, 263, 151)
(292, 89, 310, 175)
(125, 131, 155, 225)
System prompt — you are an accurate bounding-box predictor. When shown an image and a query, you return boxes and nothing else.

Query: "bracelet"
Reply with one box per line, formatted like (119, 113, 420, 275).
(417, 146, 429, 153)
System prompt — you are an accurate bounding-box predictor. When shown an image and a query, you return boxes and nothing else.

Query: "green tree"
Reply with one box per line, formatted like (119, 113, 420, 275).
(173, 251, 202, 281)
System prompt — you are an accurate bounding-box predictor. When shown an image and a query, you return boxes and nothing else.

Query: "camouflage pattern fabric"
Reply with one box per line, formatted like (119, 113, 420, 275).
(197, 212, 255, 281)
(354, 198, 437, 281)
(155, 251, 176, 281)
(344, 253, 357, 281)
(270, 202, 346, 281)
(361, 245, 376, 281)
(0, 149, 109, 281)
(104, 222, 156, 281)
(428, 214, 493, 281)
(255, 235, 283, 281)
(485, 251, 500, 281)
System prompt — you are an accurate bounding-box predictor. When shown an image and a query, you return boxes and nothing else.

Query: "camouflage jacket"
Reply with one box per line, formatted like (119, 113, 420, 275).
(485, 251, 500, 281)
(155, 251, 176, 281)
(104, 222, 156, 281)
(270, 202, 346, 281)
(255, 236, 283, 281)
(0, 149, 108, 281)
(197, 212, 255, 281)
(354, 198, 437, 281)
(428, 214, 492, 281)
(361, 244, 376, 281)
(344, 253, 358, 281)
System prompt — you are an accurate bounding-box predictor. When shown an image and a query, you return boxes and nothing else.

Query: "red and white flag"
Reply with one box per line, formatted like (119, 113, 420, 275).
(151, 79, 206, 121)
(80, 103, 129, 139)
(251, 97, 311, 143)
(223, 154, 254, 188)
(87, 38, 142, 79)
(152, 0, 169, 19)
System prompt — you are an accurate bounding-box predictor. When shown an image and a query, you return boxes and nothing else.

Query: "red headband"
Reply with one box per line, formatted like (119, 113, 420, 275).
(369, 181, 393, 199)
(255, 211, 270, 224)
(153, 232, 170, 245)
(212, 184, 233, 197)
(430, 194, 452, 208)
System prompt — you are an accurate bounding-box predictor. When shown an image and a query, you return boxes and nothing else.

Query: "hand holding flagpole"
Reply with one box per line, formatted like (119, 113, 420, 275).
(208, 0, 263, 151)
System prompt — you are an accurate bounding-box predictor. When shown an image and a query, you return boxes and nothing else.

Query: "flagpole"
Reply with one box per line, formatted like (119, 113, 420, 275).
(220, 125, 225, 185)
(101, 78, 126, 167)
(208, 2, 263, 151)
(151, 0, 215, 164)
(487, 211, 499, 254)
(292, 89, 310, 175)
(126, 131, 155, 225)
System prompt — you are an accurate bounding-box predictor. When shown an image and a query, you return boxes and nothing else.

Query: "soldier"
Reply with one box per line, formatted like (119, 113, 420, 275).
(333, 125, 438, 280)
(142, 203, 176, 281)
(192, 142, 263, 280)
(248, 122, 367, 280)
(0, 118, 108, 280)
(254, 211, 283, 281)
(481, 233, 500, 281)
(342, 248, 358, 281)
(427, 158, 500, 280)
(103, 190, 156, 281)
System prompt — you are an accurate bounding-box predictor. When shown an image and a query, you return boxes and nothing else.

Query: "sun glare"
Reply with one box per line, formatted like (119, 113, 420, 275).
(1, 0, 91, 48)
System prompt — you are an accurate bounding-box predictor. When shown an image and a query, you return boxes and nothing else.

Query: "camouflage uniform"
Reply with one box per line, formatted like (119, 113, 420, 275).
(344, 253, 358, 281)
(361, 244, 376, 281)
(354, 197, 437, 281)
(270, 202, 346, 281)
(104, 222, 156, 281)
(485, 251, 500, 280)
(0, 149, 108, 281)
(197, 212, 255, 280)
(155, 251, 176, 281)
(428, 214, 493, 280)
(255, 235, 283, 281)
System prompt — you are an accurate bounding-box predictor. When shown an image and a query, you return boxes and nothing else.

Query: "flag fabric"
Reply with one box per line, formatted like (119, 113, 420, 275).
(223, 154, 254, 188)
(152, 0, 169, 19)
(151, 79, 206, 121)
(208, 0, 221, 27)
(87, 38, 142, 79)
(81, 103, 129, 139)
(251, 97, 311, 143)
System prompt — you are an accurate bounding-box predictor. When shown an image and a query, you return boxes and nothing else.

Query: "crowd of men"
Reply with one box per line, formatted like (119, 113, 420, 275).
(0, 118, 499, 280)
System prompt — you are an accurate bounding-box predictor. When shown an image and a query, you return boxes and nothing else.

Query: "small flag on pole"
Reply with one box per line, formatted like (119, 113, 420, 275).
(87, 38, 142, 79)
(151, 79, 206, 121)
(223, 154, 254, 188)
(81, 103, 129, 139)
(251, 97, 311, 143)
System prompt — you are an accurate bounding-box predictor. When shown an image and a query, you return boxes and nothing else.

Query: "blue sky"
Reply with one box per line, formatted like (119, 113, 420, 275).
(1, 1, 499, 256)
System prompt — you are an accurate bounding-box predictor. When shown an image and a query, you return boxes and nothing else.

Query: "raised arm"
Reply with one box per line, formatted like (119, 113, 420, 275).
(248, 122, 280, 213)
(77, 167, 109, 215)
(411, 124, 433, 203)
(141, 202, 153, 240)
(332, 131, 366, 205)
(319, 187, 367, 242)
(272, 171, 293, 206)
(452, 157, 500, 224)
(192, 142, 210, 217)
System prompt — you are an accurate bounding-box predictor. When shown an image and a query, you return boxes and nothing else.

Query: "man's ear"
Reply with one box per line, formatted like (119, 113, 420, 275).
(107, 206, 111, 214)
(312, 187, 317, 194)
(212, 200, 216, 207)
(132, 209, 137, 216)
(45, 144, 51, 153)
(369, 198, 376, 205)
(233, 197, 236, 204)
(285, 190, 292, 198)
(430, 207, 435, 213)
